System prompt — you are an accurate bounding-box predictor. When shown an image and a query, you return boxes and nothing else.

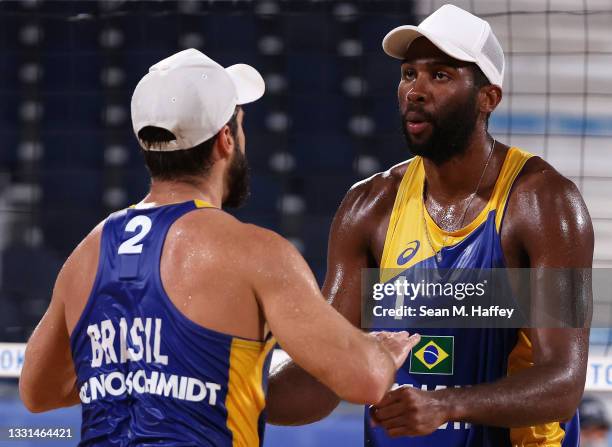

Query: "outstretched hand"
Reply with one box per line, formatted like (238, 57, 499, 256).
(370, 331, 420, 370)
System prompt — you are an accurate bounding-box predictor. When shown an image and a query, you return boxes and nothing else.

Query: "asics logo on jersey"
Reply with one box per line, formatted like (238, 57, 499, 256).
(396, 240, 420, 266)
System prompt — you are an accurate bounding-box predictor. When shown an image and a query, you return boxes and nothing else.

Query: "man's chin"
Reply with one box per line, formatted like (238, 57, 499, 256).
(403, 128, 434, 156)
(405, 142, 454, 165)
(405, 139, 435, 159)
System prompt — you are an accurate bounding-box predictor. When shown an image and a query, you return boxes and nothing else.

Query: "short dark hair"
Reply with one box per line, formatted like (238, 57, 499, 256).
(138, 107, 240, 181)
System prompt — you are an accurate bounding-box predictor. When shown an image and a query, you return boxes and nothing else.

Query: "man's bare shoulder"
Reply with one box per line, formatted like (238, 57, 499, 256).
(63, 219, 105, 277)
(56, 218, 105, 329)
(232, 222, 308, 281)
(341, 158, 414, 220)
(174, 208, 300, 267)
(510, 155, 582, 205)
(505, 154, 593, 249)
(503, 152, 594, 269)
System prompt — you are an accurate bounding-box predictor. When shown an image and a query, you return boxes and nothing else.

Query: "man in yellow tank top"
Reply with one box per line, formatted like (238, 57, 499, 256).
(267, 5, 593, 447)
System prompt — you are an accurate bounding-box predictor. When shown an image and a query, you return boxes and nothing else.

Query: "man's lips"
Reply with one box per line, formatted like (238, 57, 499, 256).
(403, 110, 432, 135)
(406, 121, 430, 135)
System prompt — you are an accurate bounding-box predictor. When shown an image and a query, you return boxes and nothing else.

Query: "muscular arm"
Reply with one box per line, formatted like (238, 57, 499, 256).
(266, 179, 385, 425)
(19, 225, 102, 412)
(373, 166, 594, 436)
(252, 222, 415, 408)
(20, 295, 79, 413)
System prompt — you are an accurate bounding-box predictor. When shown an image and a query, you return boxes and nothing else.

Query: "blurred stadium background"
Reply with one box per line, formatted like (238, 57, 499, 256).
(0, 0, 611, 445)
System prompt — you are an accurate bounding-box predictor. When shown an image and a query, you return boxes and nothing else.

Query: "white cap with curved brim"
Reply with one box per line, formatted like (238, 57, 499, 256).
(382, 4, 505, 87)
(131, 48, 265, 151)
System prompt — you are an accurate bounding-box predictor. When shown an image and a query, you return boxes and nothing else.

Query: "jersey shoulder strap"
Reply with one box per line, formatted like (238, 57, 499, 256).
(490, 147, 534, 231)
(380, 157, 422, 270)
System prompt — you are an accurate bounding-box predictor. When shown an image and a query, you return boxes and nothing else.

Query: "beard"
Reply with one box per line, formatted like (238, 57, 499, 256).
(400, 91, 480, 165)
(223, 144, 250, 208)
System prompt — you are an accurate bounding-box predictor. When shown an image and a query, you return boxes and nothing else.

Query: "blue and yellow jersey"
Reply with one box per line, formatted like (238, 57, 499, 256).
(70, 200, 276, 447)
(367, 147, 579, 447)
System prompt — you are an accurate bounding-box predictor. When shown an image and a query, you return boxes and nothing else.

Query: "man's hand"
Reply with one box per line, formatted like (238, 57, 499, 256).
(370, 332, 421, 370)
(370, 385, 451, 438)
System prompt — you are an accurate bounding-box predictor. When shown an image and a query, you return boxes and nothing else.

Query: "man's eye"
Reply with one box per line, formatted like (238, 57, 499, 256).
(403, 70, 415, 79)
(434, 72, 448, 80)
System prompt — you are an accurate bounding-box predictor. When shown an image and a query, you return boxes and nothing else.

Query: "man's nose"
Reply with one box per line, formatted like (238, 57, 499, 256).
(404, 71, 430, 104)
(406, 84, 426, 103)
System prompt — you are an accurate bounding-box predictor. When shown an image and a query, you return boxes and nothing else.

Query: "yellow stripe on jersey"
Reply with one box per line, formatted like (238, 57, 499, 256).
(128, 200, 216, 209)
(194, 199, 215, 209)
(380, 147, 533, 281)
(508, 330, 566, 446)
(380, 157, 436, 279)
(225, 336, 276, 447)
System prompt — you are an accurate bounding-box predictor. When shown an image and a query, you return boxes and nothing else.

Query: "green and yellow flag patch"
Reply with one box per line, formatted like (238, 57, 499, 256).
(409, 335, 454, 375)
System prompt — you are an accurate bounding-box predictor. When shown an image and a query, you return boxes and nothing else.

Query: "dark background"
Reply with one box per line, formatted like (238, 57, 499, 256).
(0, 0, 417, 341)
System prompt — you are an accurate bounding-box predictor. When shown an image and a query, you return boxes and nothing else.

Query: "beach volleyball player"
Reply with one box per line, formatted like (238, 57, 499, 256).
(19, 49, 420, 446)
(267, 5, 593, 446)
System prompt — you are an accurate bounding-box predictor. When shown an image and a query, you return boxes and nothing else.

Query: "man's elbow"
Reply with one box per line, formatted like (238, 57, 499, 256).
(556, 398, 582, 423)
(551, 371, 585, 422)
(19, 377, 56, 413)
(559, 382, 585, 422)
(20, 393, 65, 414)
(19, 382, 44, 413)
(22, 401, 48, 413)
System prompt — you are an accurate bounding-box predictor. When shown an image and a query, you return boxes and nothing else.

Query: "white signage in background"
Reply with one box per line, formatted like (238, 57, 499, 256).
(0, 343, 26, 378)
(585, 356, 612, 391)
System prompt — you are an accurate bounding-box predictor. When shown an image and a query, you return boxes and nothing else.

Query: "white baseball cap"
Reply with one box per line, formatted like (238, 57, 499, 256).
(382, 4, 505, 87)
(131, 48, 265, 151)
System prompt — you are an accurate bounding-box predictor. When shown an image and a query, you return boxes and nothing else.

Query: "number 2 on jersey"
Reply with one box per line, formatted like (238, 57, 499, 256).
(118, 215, 152, 254)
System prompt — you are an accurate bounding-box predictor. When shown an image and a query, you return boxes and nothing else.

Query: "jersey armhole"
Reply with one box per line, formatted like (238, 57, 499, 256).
(68, 218, 110, 345)
(496, 151, 535, 235)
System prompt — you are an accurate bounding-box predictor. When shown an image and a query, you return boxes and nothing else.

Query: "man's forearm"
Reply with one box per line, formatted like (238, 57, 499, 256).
(439, 364, 584, 427)
(266, 360, 340, 426)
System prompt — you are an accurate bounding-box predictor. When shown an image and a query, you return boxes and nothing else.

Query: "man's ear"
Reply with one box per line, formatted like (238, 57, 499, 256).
(210, 125, 234, 163)
(480, 84, 502, 115)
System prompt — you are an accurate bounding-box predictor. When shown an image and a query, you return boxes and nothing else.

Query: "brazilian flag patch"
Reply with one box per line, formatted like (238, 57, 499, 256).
(409, 335, 454, 375)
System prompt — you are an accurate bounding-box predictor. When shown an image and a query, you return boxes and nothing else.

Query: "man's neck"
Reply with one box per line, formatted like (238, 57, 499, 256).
(141, 178, 223, 208)
(422, 132, 496, 202)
